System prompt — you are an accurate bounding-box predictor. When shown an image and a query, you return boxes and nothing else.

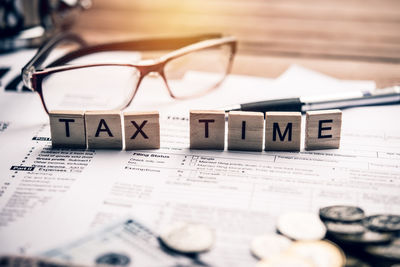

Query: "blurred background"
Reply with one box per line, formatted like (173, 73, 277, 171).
(69, 0, 400, 86)
(1, 0, 399, 86)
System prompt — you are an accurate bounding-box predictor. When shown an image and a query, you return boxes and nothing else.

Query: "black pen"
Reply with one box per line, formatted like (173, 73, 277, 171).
(222, 86, 400, 113)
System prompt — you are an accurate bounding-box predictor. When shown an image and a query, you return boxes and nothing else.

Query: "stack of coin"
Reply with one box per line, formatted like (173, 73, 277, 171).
(319, 205, 400, 266)
(251, 211, 346, 267)
(251, 207, 400, 267)
(159, 209, 399, 266)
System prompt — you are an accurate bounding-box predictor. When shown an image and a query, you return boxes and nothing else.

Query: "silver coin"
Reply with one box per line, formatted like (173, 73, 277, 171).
(287, 240, 346, 267)
(332, 230, 393, 245)
(325, 221, 366, 235)
(365, 238, 400, 261)
(250, 234, 292, 260)
(277, 212, 327, 241)
(159, 222, 215, 254)
(319, 205, 365, 222)
(363, 214, 400, 232)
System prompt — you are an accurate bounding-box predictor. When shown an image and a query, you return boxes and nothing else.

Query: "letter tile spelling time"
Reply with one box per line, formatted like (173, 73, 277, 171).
(190, 110, 225, 150)
(305, 109, 342, 150)
(265, 112, 301, 151)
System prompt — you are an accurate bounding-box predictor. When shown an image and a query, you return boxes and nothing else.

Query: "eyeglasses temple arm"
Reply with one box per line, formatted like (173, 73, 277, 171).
(21, 32, 87, 89)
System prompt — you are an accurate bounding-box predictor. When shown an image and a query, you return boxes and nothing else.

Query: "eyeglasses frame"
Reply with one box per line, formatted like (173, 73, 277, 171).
(22, 33, 237, 114)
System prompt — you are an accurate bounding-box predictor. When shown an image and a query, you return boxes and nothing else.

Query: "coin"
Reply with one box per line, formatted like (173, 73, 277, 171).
(256, 253, 314, 267)
(331, 230, 393, 245)
(363, 215, 400, 233)
(159, 222, 215, 254)
(250, 234, 292, 260)
(319, 205, 365, 222)
(325, 221, 365, 235)
(365, 238, 400, 261)
(277, 212, 327, 241)
(287, 240, 346, 267)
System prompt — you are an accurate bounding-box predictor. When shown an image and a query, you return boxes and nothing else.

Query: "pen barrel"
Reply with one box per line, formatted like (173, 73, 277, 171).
(240, 98, 302, 112)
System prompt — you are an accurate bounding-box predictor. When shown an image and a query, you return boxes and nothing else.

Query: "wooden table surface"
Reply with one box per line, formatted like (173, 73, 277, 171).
(72, 0, 400, 87)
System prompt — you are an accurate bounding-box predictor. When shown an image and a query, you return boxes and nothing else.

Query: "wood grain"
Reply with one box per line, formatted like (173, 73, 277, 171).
(124, 111, 160, 150)
(49, 110, 86, 148)
(305, 109, 342, 150)
(265, 112, 301, 151)
(228, 111, 264, 151)
(71, 0, 400, 85)
(190, 110, 225, 150)
(85, 110, 123, 149)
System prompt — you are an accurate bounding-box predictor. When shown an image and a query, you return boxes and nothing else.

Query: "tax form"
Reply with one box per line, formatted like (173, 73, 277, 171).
(0, 63, 399, 266)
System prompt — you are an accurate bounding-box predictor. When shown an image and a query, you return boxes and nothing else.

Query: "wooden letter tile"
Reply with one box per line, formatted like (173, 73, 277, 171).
(228, 111, 264, 151)
(49, 110, 86, 148)
(124, 111, 160, 150)
(305, 109, 342, 150)
(265, 112, 301, 151)
(190, 110, 225, 150)
(85, 110, 122, 149)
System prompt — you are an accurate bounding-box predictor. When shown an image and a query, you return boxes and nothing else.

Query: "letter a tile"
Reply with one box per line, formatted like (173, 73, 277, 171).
(124, 111, 160, 150)
(265, 112, 301, 151)
(49, 110, 86, 148)
(85, 110, 122, 149)
(190, 110, 225, 150)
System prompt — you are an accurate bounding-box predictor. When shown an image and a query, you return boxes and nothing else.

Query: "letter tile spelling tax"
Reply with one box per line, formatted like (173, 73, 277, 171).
(49, 110, 86, 148)
(305, 109, 342, 150)
(124, 111, 160, 150)
(85, 110, 123, 149)
(228, 111, 264, 151)
(265, 112, 301, 151)
(190, 110, 225, 150)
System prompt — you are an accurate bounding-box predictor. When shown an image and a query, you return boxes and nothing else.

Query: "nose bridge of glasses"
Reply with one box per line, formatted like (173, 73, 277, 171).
(136, 59, 164, 76)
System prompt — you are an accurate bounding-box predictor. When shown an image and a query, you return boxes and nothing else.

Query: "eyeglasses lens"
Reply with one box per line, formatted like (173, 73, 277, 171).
(42, 65, 140, 112)
(164, 44, 232, 98)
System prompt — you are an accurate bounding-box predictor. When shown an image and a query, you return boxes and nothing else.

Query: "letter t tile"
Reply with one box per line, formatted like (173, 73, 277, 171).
(190, 110, 225, 150)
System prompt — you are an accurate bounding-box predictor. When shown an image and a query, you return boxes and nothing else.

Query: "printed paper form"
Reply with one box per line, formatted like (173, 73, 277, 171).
(7, 104, 399, 266)
(1, 64, 399, 265)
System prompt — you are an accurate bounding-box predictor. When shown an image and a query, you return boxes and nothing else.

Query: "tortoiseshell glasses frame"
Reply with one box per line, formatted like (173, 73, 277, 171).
(22, 33, 237, 114)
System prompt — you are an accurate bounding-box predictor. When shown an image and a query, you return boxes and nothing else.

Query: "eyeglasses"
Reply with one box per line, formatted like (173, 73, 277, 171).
(22, 33, 237, 114)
